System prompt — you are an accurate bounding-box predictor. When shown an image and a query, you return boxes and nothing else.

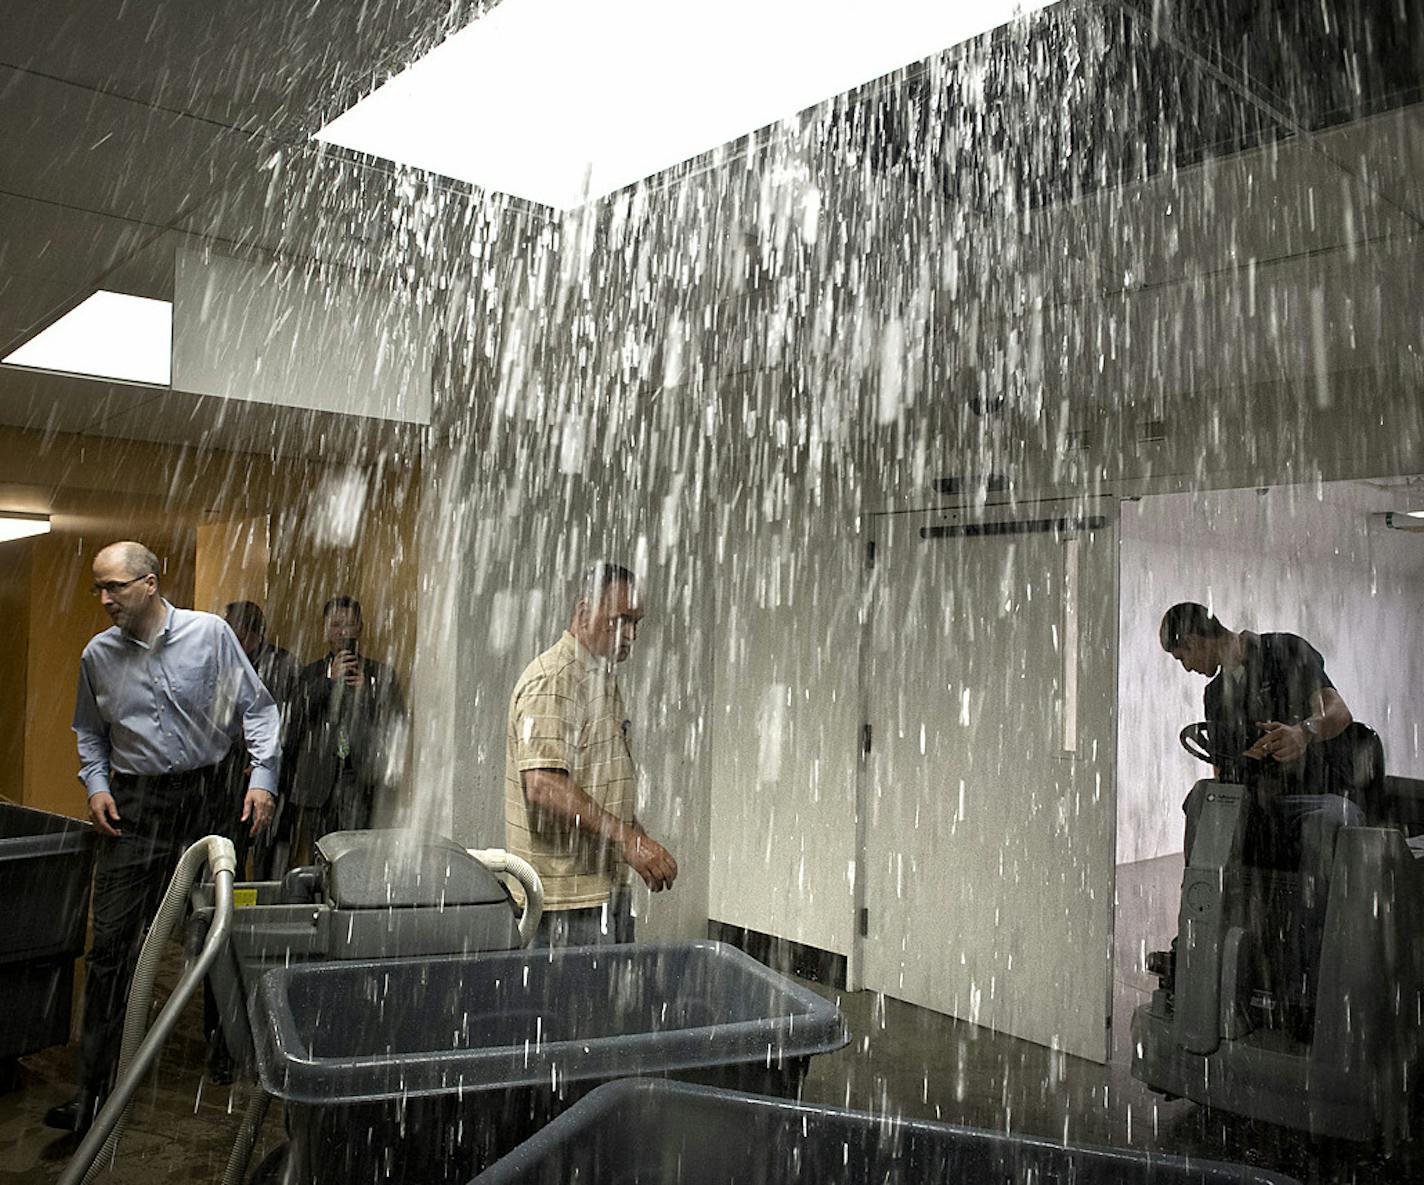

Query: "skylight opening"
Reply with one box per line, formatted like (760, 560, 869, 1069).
(316, 0, 1059, 211)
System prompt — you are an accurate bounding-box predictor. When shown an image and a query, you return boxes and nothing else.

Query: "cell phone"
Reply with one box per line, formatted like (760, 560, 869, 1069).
(342, 638, 358, 657)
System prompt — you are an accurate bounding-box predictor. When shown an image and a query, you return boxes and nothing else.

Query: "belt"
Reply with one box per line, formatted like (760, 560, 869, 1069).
(110, 761, 226, 792)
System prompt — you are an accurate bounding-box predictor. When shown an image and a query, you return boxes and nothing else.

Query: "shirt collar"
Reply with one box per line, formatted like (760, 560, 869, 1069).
(1221, 632, 1257, 684)
(122, 599, 176, 650)
(564, 629, 612, 675)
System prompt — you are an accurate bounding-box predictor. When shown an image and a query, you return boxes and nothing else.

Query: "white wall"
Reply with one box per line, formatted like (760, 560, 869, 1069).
(706, 495, 861, 957)
(414, 109, 1424, 976)
(1118, 480, 1424, 865)
(172, 246, 433, 424)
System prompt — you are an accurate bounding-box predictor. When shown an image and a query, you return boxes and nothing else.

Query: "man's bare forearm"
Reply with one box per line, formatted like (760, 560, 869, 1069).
(522, 768, 630, 846)
(1310, 688, 1353, 741)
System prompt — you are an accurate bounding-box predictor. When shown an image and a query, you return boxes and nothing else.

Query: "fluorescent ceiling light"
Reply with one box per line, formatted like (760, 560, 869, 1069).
(0, 512, 51, 544)
(317, 0, 1060, 210)
(2, 291, 172, 386)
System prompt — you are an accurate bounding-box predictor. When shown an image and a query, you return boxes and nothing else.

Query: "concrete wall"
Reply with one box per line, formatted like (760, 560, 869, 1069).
(706, 476, 862, 957)
(414, 105, 1424, 979)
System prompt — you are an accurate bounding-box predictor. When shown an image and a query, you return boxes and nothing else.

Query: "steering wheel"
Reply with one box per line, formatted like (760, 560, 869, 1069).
(1180, 721, 1267, 771)
(1180, 722, 1221, 765)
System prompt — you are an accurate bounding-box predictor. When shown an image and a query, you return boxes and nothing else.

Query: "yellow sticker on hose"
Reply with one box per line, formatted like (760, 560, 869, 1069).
(233, 888, 259, 908)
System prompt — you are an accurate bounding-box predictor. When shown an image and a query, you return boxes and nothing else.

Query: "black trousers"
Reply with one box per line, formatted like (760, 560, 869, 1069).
(284, 771, 373, 871)
(79, 761, 241, 1090)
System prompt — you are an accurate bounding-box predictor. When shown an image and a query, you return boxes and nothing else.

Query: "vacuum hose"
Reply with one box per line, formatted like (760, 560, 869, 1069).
(61, 835, 238, 1185)
(222, 1086, 271, 1185)
(467, 848, 545, 946)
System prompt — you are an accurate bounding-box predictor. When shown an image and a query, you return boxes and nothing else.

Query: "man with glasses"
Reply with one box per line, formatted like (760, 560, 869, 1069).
(505, 563, 678, 947)
(46, 541, 279, 1134)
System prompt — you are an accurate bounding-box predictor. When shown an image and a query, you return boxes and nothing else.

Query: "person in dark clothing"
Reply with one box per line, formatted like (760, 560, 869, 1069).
(224, 601, 301, 710)
(1161, 602, 1363, 1026)
(283, 596, 406, 867)
(223, 601, 301, 880)
(1161, 603, 1359, 821)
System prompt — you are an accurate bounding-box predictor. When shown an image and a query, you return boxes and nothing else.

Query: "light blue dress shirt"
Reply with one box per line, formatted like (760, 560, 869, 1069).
(73, 601, 281, 798)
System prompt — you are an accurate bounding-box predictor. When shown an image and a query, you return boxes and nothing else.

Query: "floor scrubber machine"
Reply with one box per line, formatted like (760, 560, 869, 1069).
(1132, 724, 1424, 1142)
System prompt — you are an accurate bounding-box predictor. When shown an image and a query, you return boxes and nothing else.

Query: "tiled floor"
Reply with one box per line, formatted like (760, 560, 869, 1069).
(3, 863, 1419, 1183)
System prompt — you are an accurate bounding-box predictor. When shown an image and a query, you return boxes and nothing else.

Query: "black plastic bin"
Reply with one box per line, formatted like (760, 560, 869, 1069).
(473, 1078, 1303, 1185)
(0, 803, 95, 1073)
(253, 940, 848, 1184)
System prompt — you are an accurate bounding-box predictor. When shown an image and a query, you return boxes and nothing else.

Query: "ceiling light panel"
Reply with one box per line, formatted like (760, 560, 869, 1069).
(0, 514, 52, 544)
(316, 0, 1059, 210)
(2, 291, 172, 386)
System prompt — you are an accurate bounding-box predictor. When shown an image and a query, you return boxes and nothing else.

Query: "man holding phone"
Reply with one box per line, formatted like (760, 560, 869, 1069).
(284, 596, 407, 865)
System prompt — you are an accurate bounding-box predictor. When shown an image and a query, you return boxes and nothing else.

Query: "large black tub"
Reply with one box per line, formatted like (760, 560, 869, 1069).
(472, 1079, 1303, 1185)
(0, 803, 95, 1082)
(253, 940, 848, 1184)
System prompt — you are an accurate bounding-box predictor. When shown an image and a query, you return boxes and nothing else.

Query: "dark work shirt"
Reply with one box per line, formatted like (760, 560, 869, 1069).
(285, 654, 406, 809)
(1203, 631, 1343, 795)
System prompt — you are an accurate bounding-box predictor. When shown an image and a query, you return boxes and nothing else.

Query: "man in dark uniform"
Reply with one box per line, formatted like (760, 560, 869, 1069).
(223, 601, 301, 880)
(284, 596, 406, 866)
(1161, 602, 1362, 1023)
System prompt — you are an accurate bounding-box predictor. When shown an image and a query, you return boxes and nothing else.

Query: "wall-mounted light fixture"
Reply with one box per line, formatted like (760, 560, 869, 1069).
(0, 512, 51, 543)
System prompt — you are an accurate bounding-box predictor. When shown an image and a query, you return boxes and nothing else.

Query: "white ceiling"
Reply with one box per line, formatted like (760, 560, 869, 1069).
(1122, 476, 1424, 575)
(0, 0, 475, 456)
(2, 0, 1422, 457)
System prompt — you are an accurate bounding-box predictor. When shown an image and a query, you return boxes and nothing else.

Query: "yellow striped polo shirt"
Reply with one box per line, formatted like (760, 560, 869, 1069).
(504, 630, 635, 910)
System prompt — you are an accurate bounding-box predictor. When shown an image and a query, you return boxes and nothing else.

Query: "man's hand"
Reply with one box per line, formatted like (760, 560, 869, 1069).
(88, 792, 122, 837)
(329, 651, 363, 689)
(1243, 721, 1308, 765)
(621, 829, 678, 892)
(241, 787, 276, 837)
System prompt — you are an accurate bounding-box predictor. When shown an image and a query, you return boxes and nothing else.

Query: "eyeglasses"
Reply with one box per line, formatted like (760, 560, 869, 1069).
(90, 576, 150, 597)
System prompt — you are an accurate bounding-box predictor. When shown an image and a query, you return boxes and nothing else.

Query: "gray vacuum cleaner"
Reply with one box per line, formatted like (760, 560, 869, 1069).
(192, 828, 543, 1079)
(60, 829, 542, 1185)
(1132, 730, 1424, 1142)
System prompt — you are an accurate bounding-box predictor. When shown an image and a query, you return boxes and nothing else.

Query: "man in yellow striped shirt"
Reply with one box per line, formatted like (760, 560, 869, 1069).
(505, 563, 677, 945)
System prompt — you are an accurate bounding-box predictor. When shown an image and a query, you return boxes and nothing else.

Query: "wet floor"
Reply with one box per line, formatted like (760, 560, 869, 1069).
(3, 879, 1419, 1185)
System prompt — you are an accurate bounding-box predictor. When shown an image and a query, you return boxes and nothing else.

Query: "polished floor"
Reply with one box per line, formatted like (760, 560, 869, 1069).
(2, 858, 1418, 1184)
